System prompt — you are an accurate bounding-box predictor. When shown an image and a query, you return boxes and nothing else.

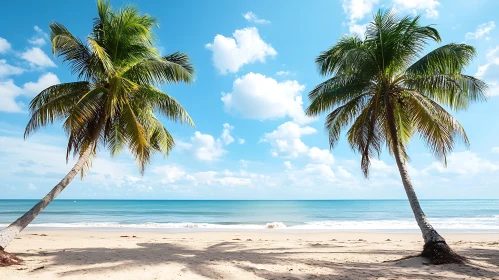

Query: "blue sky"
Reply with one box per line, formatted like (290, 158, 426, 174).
(1, 0, 499, 199)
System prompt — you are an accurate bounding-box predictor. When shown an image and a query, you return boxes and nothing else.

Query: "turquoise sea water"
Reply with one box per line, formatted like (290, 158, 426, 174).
(0, 200, 498, 232)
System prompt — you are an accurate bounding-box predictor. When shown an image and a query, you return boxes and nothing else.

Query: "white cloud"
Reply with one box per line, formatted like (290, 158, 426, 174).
(0, 37, 11, 54)
(284, 161, 293, 169)
(28, 183, 37, 190)
(0, 80, 23, 112)
(487, 82, 499, 97)
(492, 147, 499, 154)
(475, 46, 499, 97)
(465, 21, 496, 40)
(221, 72, 313, 124)
(205, 27, 276, 74)
(423, 151, 499, 175)
(478, 46, 499, 77)
(0, 133, 139, 190)
(308, 147, 335, 165)
(238, 138, 245, 144)
(393, 0, 440, 19)
(0, 59, 24, 78)
(221, 123, 235, 145)
(21, 47, 56, 68)
(190, 131, 226, 161)
(303, 163, 336, 181)
(343, 0, 379, 21)
(243, 12, 270, 24)
(261, 121, 335, 166)
(276, 70, 290, 76)
(261, 121, 316, 158)
(349, 23, 368, 37)
(23, 72, 60, 96)
(152, 165, 187, 184)
(28, 26, 49, 46)
(342, 0, 378, 36)
(475, 64, 490, 78)
(182, 123, 239, 161)
(151, 166, 268, 188)
(0, 72, 60, 113)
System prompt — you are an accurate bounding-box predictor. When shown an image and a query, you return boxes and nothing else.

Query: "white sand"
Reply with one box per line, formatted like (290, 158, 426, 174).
(2, 230, 498, 279)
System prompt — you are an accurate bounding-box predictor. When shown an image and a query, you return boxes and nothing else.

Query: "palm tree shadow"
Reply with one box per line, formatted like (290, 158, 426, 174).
(17, 241, 499, 279)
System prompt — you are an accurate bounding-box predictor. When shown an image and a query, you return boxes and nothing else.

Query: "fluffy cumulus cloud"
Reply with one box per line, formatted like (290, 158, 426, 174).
(23, 72, 60, 96)
(475, 46, 499, 97)
(28, 26, 49, 46)
(0, 72, 60, 112)
(0, 59, 24, 78)
(151, 165, 269, 189)
(0, 80, 24, 113)
(476, 46, 499, 77)
(493, 147, 499, 154)
(205, 27, 276, 74)
(423, 151, 499, 175)
(190, 132, 226, 161)
(465, 21, 496, 40)
(261, 121, 316, 158)
(308, 147, 335, 165)
(0, 37, 11, 53)
(152, 165, 187, 184)
(343, 0, 379, 21)
(342, 0, 379, 36)
(220, 123, 235, 145)
(243, 12, 270, 24)
(393, 0, 440, 18)
(180, 123, 240, 161)
(221, 73, 313, 124)
(21, 47, 56, 68)
(261, 121, 335, 165)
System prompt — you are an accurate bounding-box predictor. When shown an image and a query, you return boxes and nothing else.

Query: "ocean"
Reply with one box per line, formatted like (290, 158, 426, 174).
(0, 199, 498, 232)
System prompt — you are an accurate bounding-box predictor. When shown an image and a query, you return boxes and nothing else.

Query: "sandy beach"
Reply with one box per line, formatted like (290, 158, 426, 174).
(1, 230, 498, 279)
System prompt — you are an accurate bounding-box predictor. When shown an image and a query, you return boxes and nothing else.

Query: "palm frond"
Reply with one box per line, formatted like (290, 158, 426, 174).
(25, 82, 90, 138)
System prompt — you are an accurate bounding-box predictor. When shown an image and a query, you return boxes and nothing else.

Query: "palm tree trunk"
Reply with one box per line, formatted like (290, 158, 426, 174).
(386, 102, 464, 264)
(392, 151, 444, 244)
(0, 146, 93, 250)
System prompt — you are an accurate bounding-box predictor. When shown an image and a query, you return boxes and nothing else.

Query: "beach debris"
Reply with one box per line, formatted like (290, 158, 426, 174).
(246, 239, 253, 241)
(32, 266, 45, 271)
(39, 234, 48, 237)
(120, 235, 129, 237)
(358, 239, 365, 242)
(132, 236, 137, 238)
(232, 238, 241, 240)
(0, 250, 23, 267)
(386, 239, 391, 241)
(331, 239, 337, 241)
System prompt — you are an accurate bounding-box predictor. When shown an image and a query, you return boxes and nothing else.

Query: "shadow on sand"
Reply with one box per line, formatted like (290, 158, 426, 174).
(17, 241, 499, 279)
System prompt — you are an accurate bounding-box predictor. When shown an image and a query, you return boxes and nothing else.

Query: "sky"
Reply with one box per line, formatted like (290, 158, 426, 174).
(1, 0, 499, 200)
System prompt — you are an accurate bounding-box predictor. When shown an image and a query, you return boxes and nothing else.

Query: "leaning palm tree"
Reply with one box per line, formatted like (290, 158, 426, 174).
(0, 0, 194, 255)
(306, 10, 487, 264)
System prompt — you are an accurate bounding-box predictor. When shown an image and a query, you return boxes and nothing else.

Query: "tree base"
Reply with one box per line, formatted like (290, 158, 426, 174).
(420, 240, 466, 265)
(0, 249, 23, 267)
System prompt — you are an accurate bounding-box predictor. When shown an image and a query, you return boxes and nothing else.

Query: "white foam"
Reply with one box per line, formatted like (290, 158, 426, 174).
(265, 222, 287, 229)
(1, 216, 497, 231)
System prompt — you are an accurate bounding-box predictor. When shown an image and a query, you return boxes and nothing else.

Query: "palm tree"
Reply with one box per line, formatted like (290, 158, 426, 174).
(306, 10, 487, 264)
(0, 0, 194, 253)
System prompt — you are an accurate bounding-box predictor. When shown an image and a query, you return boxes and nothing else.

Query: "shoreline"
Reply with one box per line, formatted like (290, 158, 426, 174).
(3, 230, 498, 279)
(12, 226, 499, 234)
